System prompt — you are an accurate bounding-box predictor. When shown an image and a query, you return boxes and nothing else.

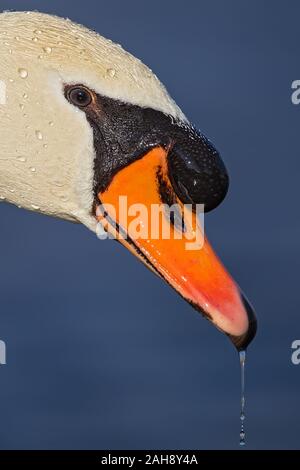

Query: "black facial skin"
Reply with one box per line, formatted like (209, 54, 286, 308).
(64, 84, 229, 213)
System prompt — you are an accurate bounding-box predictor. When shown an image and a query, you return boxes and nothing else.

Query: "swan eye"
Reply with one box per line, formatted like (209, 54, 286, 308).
(67, 87, 92, 107)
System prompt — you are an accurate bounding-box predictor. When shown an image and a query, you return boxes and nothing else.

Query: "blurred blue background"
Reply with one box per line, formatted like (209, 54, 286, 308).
(0, 0, 299, 450)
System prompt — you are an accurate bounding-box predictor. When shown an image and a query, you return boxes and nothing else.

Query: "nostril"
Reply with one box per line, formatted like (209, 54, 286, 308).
(167, 133, 229, 212)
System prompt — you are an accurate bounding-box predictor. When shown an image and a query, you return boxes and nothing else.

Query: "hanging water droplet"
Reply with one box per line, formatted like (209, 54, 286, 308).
(43, 46, 52, 54)
(19, 104, 24, 110)
(16, 156, 26, 162)
(23, 93, 28, 99)
(18, 68, 28, 79)
(239, 430, 246, 446)
(48, 121, 54, 126)
(239, 350, 246, 447)
(0, 196, 6, 201)
(35, 130, 43, 140)
(96, 220, 109, 240)
(31, 204, 40, 210)
(106, 68, 116, 78)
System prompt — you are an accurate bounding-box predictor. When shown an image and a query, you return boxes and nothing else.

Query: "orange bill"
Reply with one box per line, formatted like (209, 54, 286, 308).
(96, 147, 256, 350)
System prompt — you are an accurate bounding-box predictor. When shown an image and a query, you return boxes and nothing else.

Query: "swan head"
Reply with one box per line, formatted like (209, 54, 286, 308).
(0, 11, 256, 350)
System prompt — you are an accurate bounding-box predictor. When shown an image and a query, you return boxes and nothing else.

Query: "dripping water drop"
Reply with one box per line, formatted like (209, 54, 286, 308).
(239, 350, 246, 447)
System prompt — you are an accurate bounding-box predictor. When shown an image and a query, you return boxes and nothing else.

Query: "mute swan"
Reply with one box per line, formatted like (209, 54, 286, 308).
(0, 11, 256, 350)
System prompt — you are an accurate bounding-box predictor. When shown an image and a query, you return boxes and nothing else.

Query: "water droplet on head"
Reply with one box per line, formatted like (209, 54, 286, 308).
(43, 46, 52, 54)
(52, 179, 64, 187)
(0, 196, 6, 201)
(23, 93, 28, 99)
(106, 68, 116, 78)
(38, 55, 43, 60)
(16, 156, 26, 162)
(31, 204, 40, 210)
(19, 104, 24, 110)
(30, 167, 36, 173)
(48, 121, 54, 126)
(43, 144, 48, 149)
(34, 30, 42, 35)
(35, 130, 43, 140)
(18, 68, 28, 79)
(32, 37, 38, 42)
